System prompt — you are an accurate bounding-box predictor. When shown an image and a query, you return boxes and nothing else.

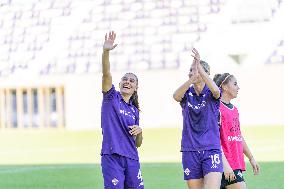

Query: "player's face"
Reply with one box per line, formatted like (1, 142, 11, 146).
(189, 64, 202, 83)
(119, 73, 138, 96)
(224, 76, 240, 99)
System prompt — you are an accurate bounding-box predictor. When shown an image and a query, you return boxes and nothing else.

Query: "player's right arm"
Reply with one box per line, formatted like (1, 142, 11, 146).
(173, 80, 192, 102)
(173, 60, 198, 102)
(102, 31, 118, 92)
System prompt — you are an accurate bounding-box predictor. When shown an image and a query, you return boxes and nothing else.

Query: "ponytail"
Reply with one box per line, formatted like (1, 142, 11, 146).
(127, 72, 140, 112)
(130, 91, 140, 112)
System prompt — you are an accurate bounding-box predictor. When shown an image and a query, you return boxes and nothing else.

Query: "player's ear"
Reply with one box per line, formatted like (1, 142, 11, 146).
(223, 85, 228, 92)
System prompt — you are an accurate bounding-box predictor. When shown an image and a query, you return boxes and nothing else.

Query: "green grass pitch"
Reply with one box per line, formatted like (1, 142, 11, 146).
(0, 126, 283, 189)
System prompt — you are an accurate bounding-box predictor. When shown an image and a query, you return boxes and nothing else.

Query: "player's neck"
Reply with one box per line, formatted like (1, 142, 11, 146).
(193, 82, 205, 96)
(221, 94, 231, 104)
(121, 93, 131, 103)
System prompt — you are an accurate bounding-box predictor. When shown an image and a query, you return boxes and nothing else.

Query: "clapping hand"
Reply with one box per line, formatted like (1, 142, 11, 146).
(188, 48, 201, 83)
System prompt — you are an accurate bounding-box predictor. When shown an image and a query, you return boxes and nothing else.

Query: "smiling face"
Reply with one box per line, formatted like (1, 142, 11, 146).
(119, 73, 138, 96)
(222, 76, 240, 99)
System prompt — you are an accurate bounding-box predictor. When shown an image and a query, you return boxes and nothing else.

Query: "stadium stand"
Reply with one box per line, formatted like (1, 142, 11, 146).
(0, 0, 284, 129)
(266, 39, 284, 64)
(0, 0, 227, 77)
(0, 0, 72, 77)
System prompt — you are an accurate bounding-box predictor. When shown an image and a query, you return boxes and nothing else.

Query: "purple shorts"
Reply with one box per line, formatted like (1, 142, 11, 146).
(101, 154, 144, 189)
(182, 149, 223, 180)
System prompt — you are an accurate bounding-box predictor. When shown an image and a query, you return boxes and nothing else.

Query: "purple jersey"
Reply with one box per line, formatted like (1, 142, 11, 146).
(101, 85, 140, 160)
(180, 85, 221, 151)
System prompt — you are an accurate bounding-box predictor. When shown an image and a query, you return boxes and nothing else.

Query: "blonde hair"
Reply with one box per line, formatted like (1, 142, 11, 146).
(213, 73, 233, 87)
(200, 60, 210, 74)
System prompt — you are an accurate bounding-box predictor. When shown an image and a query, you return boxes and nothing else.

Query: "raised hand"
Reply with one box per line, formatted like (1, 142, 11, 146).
(191, 48, 201, 68)
(191, 48, 200, 59)
(103, 31, 118, 51)
(188, 48, 200, 83)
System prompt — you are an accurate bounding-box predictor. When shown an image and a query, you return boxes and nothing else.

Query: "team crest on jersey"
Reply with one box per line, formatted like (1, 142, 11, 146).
(112, 178, 119, 186)
(230, 117, 240, 132)
(184, 168, 191, 175)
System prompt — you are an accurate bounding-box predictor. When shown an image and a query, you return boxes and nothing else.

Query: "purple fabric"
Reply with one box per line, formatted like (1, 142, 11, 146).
(182, 149, 223, 180)
(101, 85, 140, 160)
(180, 85, 221, 151)
(101, 154, 144, 189)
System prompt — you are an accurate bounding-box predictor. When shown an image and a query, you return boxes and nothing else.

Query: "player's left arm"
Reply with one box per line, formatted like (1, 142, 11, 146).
(242, 136, 260, 175)
(192, 48, 220, 99)
(135, 132, 143, 148)
(129, 125, 143, 147)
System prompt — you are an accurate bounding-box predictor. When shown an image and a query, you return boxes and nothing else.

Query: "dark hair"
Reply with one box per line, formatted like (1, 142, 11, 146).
(213, 73, 233, 87)
(130, 90, 140, 112)
(127, 72, 140, 112)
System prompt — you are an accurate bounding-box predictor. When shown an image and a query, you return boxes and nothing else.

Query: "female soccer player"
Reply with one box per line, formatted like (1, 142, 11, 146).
(173, 48, 223, 189)
(213, 73, 260, 189)
(100, 31, 144, 189)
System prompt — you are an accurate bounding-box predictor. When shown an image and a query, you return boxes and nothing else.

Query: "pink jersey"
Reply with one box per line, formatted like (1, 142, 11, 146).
(219, 102, 245, 171)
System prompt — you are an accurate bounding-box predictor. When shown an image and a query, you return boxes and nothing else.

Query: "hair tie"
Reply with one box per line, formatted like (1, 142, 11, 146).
(220, 75, 231, 87)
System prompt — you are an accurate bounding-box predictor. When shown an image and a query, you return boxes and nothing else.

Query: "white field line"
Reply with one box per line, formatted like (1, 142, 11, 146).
(0, 165, 97, 174)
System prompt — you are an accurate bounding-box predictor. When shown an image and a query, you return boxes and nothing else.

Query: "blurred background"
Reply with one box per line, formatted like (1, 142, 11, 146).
(0, 0, 283, 188)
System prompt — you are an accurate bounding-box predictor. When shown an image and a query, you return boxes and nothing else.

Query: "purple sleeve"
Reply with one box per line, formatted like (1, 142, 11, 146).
(180, 88, 190, 108)
(207, 88, 221, 111)
(208, 87, 222, 101)
(102, 85, 117, 101)
(135, 112, 140, 125)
